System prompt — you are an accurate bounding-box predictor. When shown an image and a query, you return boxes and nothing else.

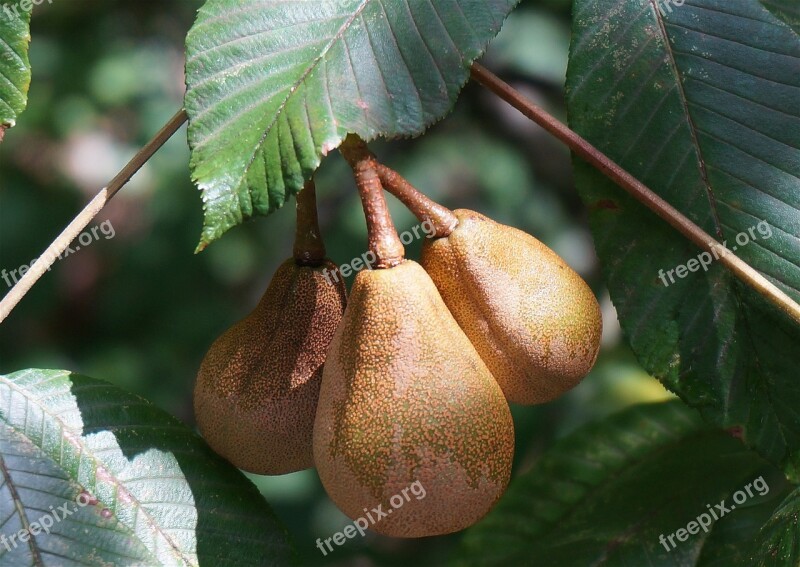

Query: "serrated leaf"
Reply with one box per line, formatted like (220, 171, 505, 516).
(759, 0, 800, 34)
(458, 401, 790, 567)
(0, 0, 32, 140)
(184, 0, 519, 250)
(0, 369, 294, 566)
(566, 0, 800, 478)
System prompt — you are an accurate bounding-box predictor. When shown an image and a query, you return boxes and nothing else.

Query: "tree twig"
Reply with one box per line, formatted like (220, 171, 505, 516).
(0, 109, 188, 323)
(470, 62, 800, 326)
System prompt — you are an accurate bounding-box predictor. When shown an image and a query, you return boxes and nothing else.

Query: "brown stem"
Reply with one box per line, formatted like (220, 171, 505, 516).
(471, 62, 800, 326)
(0, 109, 188, 324)
(339, 135, 404, 268)
(375, 164, 458, 238)
(107, 109, 188, 200)
(293, 179, 326, 266)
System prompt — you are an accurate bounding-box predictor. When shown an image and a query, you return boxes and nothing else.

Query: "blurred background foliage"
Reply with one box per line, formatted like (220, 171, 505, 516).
(0, 0, 674, 565)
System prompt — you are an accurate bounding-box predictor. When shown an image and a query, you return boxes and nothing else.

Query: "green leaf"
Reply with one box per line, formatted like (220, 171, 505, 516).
(752, 488, 800, 566)
(0, 0, 32, 140)
(566, 0, 800, 478)
(0, 420, 157, 565)
(184, 0, 519, 250)
(0, 369, 294, 566)
(458, 401, 790, 567)
(759, 0, 800, 34)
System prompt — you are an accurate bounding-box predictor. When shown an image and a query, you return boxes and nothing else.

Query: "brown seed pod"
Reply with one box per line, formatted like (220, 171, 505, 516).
(194, 180, 347, 474)
(313, 260, 514, 537)
(421, 209, 602, 405)
(194, 258, 347, 474)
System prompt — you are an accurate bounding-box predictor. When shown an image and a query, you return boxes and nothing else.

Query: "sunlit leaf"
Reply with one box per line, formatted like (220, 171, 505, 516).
(184, 0, 519, 249)
(0, 369, 293, 566)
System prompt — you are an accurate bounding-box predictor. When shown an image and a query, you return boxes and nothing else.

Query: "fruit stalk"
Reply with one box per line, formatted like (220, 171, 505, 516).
(375, 164, 458, 239)
(339, 135, 404, 268)
(293, 179, 326, 266)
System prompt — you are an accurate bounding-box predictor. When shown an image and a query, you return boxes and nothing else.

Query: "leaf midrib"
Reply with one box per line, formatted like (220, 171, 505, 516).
(230, 0, 373, 198)
(0, 448, 43, 566)
(0, 372, 192, 567)
(649, 0, 724, 242)
(649, 0, 796, 459)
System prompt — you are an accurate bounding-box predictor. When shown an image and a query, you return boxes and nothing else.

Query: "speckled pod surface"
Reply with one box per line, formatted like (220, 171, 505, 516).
(313, 260, 514, 537)
(421, 210, 602, 405)
(195, 258, 347, 475)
